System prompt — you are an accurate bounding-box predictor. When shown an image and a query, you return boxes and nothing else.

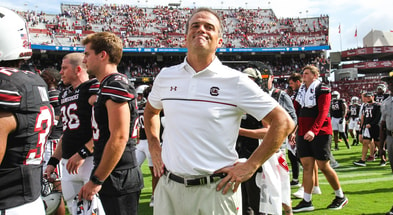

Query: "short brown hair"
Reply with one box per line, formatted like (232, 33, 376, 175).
(185, 7, 223, 38)
(41, 68, 61, 87)
(302, 65, 319, 78)
(82, 32, 123, 65)
(288, 72, 302, 83)
(63, 53, 86, 70)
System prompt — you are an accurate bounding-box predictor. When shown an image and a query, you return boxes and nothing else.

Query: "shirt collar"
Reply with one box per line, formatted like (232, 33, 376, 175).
(182, 56, 222, 75)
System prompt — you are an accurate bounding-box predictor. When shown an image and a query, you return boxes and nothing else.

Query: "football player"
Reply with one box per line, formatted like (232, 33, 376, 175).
(348, 96, 361, 146)
(40, 68, 66, 215)
(44, 53, 104, 214)
(0, 6, 54, 214)
(330, 91, 350, 150)
(135, 84, 160, 207)
(374, 83, 389, 103)
(354, 92, 382, 166)
(79, 32, 143, 215)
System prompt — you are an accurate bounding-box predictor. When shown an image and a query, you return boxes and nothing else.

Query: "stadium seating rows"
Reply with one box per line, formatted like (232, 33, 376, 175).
(17, 4, 329, 48)
(330, 77, 385, 102)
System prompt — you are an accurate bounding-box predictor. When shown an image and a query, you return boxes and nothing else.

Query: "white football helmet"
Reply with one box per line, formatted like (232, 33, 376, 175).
(351, 96, 359, 104)
(376, 83, 386, 93)
(331, 91, 340, 99)
(41, 178, 62, 215)
(136, 84, 149, 95)
(0, 7, 32, 62)
(71, 195, 106, 215)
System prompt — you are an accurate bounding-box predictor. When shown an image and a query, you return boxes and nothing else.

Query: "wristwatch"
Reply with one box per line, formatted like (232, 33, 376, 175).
(90, 175, 104, 185)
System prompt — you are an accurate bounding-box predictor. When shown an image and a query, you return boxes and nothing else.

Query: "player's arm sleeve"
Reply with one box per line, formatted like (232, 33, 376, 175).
(88, 78, 100, 95)
(0, 80, 21, 111)
(101, 77, 135, 103)
(310, 92, 331, 135)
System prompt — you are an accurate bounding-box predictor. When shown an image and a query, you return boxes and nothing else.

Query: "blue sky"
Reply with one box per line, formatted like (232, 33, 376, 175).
(2, 0, 393, 53)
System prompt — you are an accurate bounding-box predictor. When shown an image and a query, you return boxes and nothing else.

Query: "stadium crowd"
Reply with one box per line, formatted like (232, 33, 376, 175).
(17, 4, 328, 48)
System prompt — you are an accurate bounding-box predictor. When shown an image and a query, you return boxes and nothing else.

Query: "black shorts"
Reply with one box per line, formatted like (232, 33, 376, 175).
(362, 125, 380, 141)
(296, 135, 332, 161)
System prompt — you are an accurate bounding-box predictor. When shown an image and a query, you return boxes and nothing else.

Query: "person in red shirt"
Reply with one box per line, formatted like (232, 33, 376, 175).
(292, 65, 348, 213)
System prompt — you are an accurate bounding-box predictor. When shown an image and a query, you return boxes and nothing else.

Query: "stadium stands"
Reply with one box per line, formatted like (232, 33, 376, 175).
(17, 4, 329, 48)
(330, 77, 385, 102)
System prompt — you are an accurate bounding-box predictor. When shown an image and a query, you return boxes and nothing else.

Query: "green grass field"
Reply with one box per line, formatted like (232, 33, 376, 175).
(64, 137, 392, 214)
(138, 137, 393, 215)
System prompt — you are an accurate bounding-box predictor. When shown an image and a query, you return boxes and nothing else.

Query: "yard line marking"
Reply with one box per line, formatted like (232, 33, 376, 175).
(319, 176, 392, 185)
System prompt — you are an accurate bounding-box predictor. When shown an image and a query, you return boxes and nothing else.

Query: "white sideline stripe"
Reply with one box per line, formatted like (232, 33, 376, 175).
(334, 166, 363, 171)
(335, 171, 385, 178)
(319, 176, 392, 185)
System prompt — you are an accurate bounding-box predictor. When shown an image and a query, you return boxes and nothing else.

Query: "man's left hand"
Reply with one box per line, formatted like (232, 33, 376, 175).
(66, 153, 86, 174)
(78, 181, 101, 201)
(215, 161, 255, 194)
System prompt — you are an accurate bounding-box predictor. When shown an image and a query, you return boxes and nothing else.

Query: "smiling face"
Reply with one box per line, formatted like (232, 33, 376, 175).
(185, 10, 223, 55)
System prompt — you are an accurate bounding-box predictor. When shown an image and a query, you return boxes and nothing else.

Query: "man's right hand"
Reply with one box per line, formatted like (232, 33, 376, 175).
(44, 165, 56, 182)
(149, 142, 164, 177)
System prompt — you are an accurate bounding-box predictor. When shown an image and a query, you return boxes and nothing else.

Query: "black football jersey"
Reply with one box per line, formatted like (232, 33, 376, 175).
(59, 79, 99, 159)
(362, 102, 381, 126)
(138, 104, 147, 140)
(236, 114, 262, 158)
(330, 99, 345, 118)
(374, 93, 389, 103)
(92, 73, 138, 170)
(138, 102, 165, 141)
(0, 67, 54, 209)
(348, 104, 361, 119)
(48, 88, 63, 139)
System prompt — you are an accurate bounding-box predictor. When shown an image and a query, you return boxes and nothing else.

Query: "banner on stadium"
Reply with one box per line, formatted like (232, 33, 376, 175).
(31, 44, 330, 53)
(342, 60, 393, 69)
(341, 46, 393, 58)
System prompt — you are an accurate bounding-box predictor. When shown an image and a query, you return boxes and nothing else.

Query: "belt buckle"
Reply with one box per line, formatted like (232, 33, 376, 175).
(184, 178, 189, 187)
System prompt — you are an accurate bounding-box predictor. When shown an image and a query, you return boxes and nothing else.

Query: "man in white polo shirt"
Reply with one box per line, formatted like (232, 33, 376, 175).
(144, 7, 295, 215)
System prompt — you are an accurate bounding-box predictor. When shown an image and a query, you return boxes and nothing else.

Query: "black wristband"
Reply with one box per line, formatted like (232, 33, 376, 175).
(90, 175, 104, 185)
(78, 145, 93, 159)
(47, 157, 60, 167)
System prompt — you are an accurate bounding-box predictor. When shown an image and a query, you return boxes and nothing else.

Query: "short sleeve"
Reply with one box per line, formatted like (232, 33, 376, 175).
(101, 74, 135, 103)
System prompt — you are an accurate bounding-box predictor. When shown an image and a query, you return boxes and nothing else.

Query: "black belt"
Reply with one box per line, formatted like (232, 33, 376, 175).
(165, 170, 227, 187)
(387, 130, 393, 136)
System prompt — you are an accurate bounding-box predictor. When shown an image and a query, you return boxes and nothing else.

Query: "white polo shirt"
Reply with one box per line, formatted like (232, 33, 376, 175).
(148, 57, 278, 176)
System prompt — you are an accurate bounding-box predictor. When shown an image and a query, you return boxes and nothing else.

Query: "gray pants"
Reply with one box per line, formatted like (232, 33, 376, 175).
(387, 135, 393, 172)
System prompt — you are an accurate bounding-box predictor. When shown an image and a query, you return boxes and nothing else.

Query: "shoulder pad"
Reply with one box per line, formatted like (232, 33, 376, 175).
(318, 83, 331, 94)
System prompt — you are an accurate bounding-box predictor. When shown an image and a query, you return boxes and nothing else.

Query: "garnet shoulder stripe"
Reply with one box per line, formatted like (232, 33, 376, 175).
(162, 98, 237, 107)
